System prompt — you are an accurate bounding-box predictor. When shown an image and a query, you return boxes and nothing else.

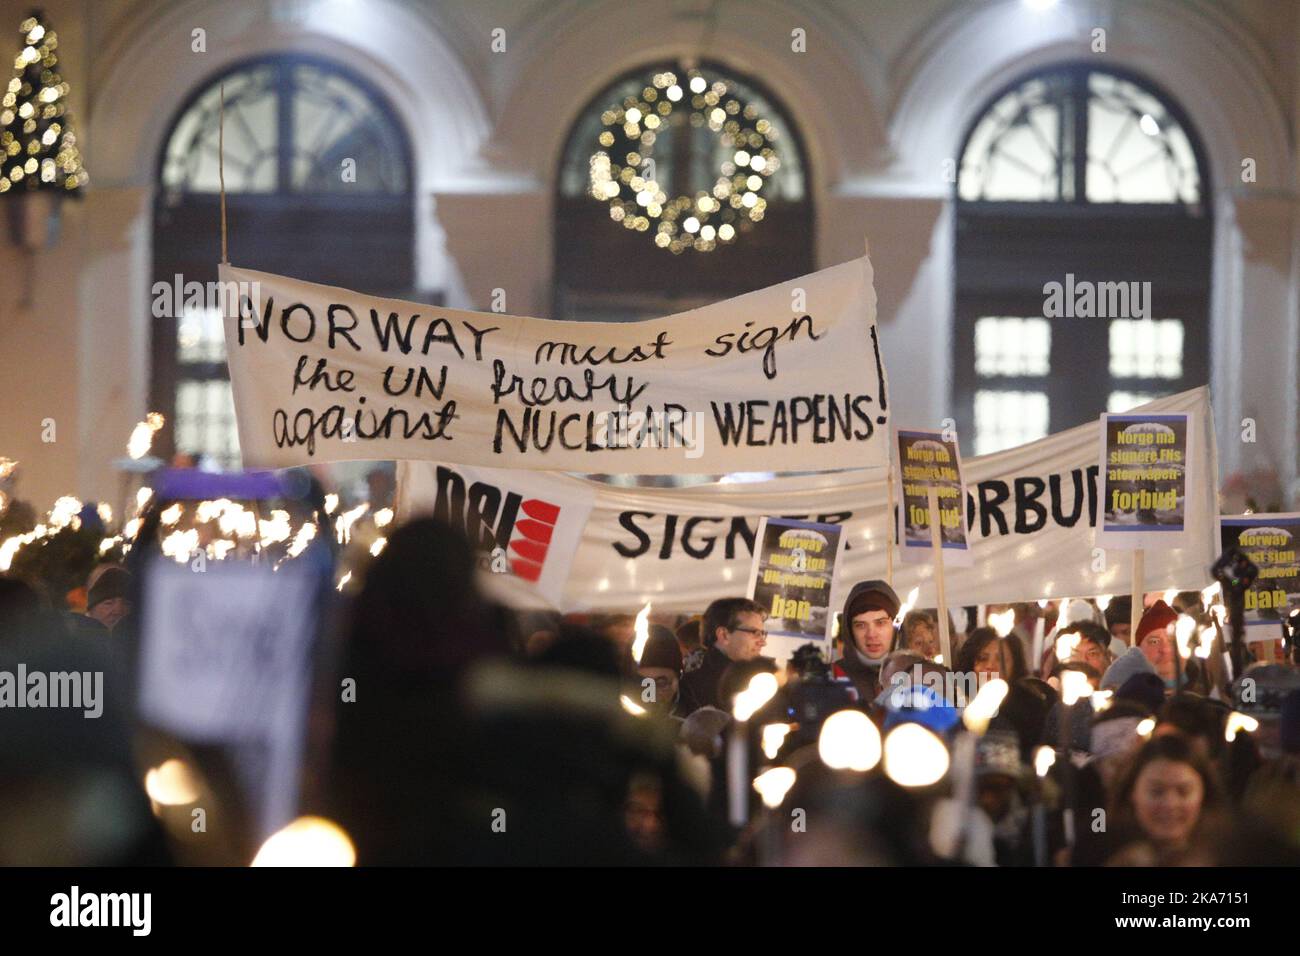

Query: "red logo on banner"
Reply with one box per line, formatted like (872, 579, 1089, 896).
(508, 499, 561, 582)
(432, 466, 563, 584)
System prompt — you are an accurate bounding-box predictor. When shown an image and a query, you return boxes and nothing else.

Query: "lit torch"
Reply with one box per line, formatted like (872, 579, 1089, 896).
(988, 607, 1016, 638)
(893, 586, 919, 627)
(631, 602, 652, 663)
(127, 413, 165, 461)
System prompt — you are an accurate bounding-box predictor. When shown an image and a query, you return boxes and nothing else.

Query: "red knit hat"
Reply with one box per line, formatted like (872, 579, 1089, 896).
(1136, 600, 1178, 641)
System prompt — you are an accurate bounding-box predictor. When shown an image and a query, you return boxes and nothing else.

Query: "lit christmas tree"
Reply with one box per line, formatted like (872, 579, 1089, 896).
(0, 10, 87, 196)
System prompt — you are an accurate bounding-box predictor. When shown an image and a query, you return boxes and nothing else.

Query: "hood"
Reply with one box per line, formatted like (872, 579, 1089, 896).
(840, 580, 900, 664)
(1100, 645, 1156, 690)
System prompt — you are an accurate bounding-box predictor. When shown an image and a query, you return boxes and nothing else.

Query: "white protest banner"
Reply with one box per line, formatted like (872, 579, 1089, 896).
(398, 388, 1219, 614)
(219, 256, 890, 475)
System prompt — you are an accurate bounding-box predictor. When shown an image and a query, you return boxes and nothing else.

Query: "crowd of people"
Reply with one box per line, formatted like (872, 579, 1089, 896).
(2, 500, 1300, 867)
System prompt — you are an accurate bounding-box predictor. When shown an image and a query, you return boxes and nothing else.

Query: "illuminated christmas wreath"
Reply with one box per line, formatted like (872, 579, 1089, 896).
(589, 69, 780, 253)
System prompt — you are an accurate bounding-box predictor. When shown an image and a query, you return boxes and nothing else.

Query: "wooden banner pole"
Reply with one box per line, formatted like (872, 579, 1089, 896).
(219, 82, 229, 264)
(1130, 549, 1145, 642)
(886, 464, 896, 588)
(866, 237, 894, 589)
(927, 486, 953, 665)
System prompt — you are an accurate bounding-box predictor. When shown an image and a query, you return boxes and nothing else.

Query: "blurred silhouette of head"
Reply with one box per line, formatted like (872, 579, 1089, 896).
(346, 517, 506, 680)
(534, 623, 625, 678)
(0, 576, 43, 644)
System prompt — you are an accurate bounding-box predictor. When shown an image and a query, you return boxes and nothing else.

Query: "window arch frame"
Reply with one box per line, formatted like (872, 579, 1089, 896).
(552, 59, 815, 322)
(952, 61, 1214, 455)
(155, 53, 416, 199)
(954, 61, 1213, 211)
(150, 53, 417, 469)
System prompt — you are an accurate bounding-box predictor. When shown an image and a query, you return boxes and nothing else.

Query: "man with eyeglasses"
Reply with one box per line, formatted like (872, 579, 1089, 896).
(676, 597, 768, 717)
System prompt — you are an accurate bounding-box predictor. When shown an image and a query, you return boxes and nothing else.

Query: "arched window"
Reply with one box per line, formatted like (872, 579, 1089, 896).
(153, 56, 414, 469)
(954, 65, 1211, 455)
(554, 62, 812, 321)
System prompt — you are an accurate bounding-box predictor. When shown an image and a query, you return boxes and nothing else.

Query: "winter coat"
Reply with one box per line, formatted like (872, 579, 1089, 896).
(677, 646, 732, 717)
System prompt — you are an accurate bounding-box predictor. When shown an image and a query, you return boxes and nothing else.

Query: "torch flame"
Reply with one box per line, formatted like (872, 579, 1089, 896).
(733, 672, 779, 721)
(893, 586, 920, 626)
(1060, 669, 1092, 706)
(818, 709, 881, 771)
(762, 723, 793, 760)
(882, 723, 949, 788)
(1174, 614, 1197, 658)
(1055, 633, 1080, 662)
(1224, 711, 1259, 742)
(144, 758, 201, 806)
(127, 413, 164, 460)
(752, 767, 797, 809)
(335, 503, 369, 544)
(127, 423, 152, 460)
(631, 602, 652, 663)
(48, 496, 83, 529)
(251, 816, 355, 867)
(1034, 746, 1055, 777)
(989, 608, 1016, 638)
(962, 678, 1009, 735)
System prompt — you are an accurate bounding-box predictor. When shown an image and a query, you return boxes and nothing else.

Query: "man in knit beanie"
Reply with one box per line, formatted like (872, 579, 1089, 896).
(85, 567, 132, 632)
(637, 625, 684, 717)
(833, 579, 901, 699)
(1133, 600, 1179, 686)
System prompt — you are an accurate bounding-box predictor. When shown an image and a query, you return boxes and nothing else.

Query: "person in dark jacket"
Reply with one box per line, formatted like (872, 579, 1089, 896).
(833, 580, 900, 700)
(955, 626, 1028, 684)
(327, 518, 725, 864)
(85, 567, 132, 633)
(637, 624, 684, 717)
(676, 597, 767, 716)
